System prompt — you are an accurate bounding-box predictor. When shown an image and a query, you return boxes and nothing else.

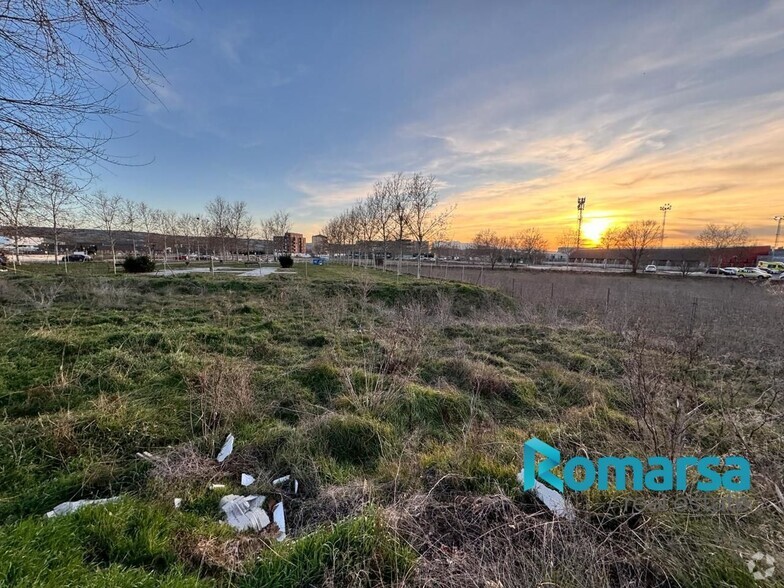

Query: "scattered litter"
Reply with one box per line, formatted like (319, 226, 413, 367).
(272, 474, 298, 494)
(241, 473, 255, 486)
(46, 497, 120, 518)
(220, 494, 271, 532)
(517, 469, 575, 520)
(174, 498, 182, 509)
(272, 502, 286, 541)
(210, 484, 227, 490)
(136, 451, 156, 462)
(216, 434, 234, 463)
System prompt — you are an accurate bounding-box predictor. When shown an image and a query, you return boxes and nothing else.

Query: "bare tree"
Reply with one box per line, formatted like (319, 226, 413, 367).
(157, 209, 178, 266)
(515, 228, 548, 265)
(137, 202, 156, 256)
(90, 191, 123, 273)
(178, 213, 198, 257)
(355, 199, 379, 267)
(388, 173, 412, 275)
(122, 199, 139, 255)
(405, 174, 454, 279)
(370, 176, 398, 265)
(205, 197, 230, 260)
(259, 210, 291, 256)
(0, 1, 181, 182)
(696, 223, 750, 250)
(227, 201, 252, 261)
(473, 229, 506, 270)
(36, 171, 78, 264)
(558, 228, 578, 262)
(0, 174, 34, 268)
(696, 223, 750, 267)
(613, 220, 660, 274)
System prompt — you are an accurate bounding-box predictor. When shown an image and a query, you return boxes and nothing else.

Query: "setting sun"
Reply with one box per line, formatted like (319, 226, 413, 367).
(581, 218, 613, 246)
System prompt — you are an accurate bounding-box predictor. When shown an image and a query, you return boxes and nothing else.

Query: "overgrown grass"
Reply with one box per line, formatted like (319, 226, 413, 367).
(0, 263, 781, 587)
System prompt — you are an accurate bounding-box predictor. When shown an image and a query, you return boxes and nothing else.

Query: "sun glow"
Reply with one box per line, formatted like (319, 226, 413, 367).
(581, 218, 613, 246)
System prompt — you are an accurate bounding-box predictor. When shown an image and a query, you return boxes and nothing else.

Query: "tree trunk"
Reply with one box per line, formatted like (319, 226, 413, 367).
(416, 240, 422, 279)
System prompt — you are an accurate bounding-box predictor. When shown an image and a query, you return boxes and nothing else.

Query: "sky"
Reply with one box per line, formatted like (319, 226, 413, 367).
(95, 0, 784, 247)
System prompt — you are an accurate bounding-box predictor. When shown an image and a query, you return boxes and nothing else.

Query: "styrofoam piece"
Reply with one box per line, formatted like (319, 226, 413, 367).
(517, 469, 576, 520)
(241, 473, 255, 486)
(219, 494, 270, 532)
(272, 502, 286, 541)
(216, 433, 234, 463)
(174, 498, 182, 509)
(271, 475, 290, 486)
(45, 497, 120, 518)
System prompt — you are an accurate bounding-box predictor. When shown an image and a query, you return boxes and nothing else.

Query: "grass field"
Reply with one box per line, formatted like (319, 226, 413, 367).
(0, 263, 782, 587)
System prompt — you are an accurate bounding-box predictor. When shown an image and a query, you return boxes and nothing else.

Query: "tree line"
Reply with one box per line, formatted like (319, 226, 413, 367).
(0, 172, 296, 272)
(321, 172, 455, 278)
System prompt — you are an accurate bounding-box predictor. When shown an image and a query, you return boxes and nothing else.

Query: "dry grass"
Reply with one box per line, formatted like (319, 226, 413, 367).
(190, 356, 256, 438)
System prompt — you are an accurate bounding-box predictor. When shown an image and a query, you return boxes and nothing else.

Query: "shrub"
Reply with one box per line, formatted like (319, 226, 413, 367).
(278, 255, 293, 268)
(122, 255, 156, 273)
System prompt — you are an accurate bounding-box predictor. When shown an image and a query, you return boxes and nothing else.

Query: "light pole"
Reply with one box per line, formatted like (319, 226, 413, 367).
(576, 197, 586, 264)
(659, 203, 671, 248)
(774, 215, 783, 253)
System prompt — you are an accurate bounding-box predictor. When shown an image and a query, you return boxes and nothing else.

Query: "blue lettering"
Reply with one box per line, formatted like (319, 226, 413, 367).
(722, 456, 751, 491)
(564, 456, 595, 491)
(696, 456, 721, 491)
(597, 456, 644, 490)
(644, 456, 672, 491)
(675, 457, 699, 490)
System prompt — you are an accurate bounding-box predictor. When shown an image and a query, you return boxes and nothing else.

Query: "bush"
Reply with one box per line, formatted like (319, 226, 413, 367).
(122, 256, 156, 273)
(278, 255, 293, 268)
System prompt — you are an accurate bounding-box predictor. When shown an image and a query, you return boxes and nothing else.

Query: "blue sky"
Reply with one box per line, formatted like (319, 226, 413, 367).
(97, 0, 784, 244)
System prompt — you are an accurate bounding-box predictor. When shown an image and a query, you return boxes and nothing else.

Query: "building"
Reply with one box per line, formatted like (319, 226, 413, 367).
(311, 234, 328, 254)
(273, 232, 306, 255)
(568, 246, 771, 270)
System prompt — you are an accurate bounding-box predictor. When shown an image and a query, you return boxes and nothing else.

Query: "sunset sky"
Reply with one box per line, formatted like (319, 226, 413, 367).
(97, 1, 784, 247)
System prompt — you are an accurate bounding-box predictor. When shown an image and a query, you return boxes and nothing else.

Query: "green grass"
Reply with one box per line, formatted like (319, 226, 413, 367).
(0, 263, 781, 587)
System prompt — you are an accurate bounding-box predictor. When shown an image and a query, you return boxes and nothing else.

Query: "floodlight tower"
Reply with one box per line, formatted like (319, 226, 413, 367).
(576, 197, 586, 254)
(774, 215, 783, 251)
(659, 203, 671, 248)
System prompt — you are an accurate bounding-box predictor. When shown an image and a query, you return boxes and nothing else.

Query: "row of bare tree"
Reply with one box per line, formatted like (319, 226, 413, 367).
(0, 172, 295, 272)
(321, 173, 455, 278)
(470, 228, 550, 269)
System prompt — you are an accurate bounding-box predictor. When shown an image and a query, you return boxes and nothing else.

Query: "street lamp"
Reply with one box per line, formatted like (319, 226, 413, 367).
(774, 215, 783, 252)
(659, 203, 671, 248)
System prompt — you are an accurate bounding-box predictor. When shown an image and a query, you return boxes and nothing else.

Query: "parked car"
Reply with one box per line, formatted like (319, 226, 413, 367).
(62, 253, 92, 262)
(644, 264, 657, 273)
(723, 267, 739, 276)
(737, 267, 769, 279)
(705, 267, 721, 274)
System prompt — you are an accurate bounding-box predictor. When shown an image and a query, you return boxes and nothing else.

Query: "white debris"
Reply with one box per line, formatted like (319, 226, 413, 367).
(174, 498, 182, 509)
(136, 451, 156, 462)
(216, 433, 234, 463)
(517, 469, 576, 520)
(210, 484, 226, 490)
(241, 473, 255, 486)
(219, 494, 270, 532)
(45, 497, 120, 518)
(272, 502, 286, 541)
(271, 475, 290, 486)
(294, 479, 299, 494)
